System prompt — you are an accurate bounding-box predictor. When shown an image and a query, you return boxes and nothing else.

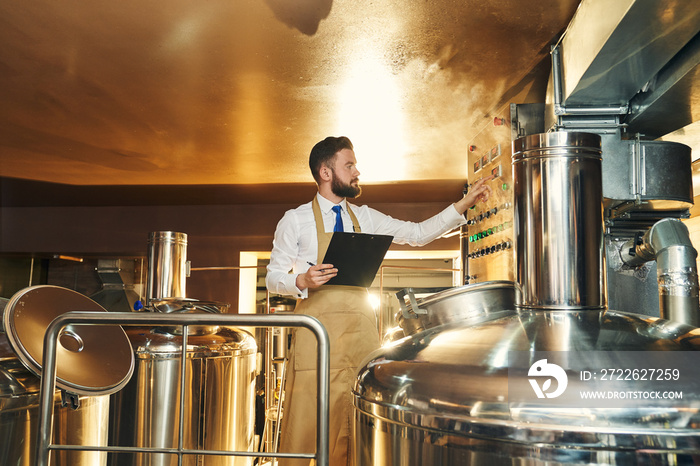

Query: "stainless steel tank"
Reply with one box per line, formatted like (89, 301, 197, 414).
(353, 132, 700, 465)
(354, 311, 700, 465)
(1, 289, 131, 466)
(109, 301, 258, 466)
(512, 131, 606, 311)
(393, 280, 518, 337)
(0, 335, 111, 466)
(110, 231, 258, 465)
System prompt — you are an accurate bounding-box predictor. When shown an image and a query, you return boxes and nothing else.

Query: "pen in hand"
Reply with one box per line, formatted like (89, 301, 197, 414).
(299, 261, 338, 290)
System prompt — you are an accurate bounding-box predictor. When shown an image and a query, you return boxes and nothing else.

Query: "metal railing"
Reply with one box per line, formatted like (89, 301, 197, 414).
(36, 311, 330, 466)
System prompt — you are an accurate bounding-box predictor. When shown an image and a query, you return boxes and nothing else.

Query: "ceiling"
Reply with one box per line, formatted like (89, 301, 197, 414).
(0, 0, 582, 205)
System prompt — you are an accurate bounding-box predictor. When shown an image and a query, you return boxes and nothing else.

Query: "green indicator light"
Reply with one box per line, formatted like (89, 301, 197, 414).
(502, 183, 508, 190)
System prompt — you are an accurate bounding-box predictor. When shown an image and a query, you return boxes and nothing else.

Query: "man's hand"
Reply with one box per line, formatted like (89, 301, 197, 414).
(454, 175, 494, 214)
(296, 263, 338, 291)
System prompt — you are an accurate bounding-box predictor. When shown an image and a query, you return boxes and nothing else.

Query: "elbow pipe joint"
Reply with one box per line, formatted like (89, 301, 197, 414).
(619, 218, 699, 327)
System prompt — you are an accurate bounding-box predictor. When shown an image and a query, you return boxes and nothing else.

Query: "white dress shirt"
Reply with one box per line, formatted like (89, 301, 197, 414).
(265, 193, 466, 298)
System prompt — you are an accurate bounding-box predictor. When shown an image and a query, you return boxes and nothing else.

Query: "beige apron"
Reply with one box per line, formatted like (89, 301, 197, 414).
(279, 198, 381, 466)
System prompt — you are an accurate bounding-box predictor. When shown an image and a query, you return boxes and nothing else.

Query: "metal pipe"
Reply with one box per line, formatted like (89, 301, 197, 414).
(37, 311, 330, 466)
(620, 218, 700, 326)
(146, 231, 188, 304)
(551, 45, 563, 111)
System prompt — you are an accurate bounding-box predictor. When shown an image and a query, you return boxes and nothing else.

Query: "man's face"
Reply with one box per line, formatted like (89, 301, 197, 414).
(330, 148, 362, 198)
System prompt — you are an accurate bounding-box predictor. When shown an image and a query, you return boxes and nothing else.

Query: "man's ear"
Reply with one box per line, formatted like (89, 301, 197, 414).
(319, 164, 332, 182)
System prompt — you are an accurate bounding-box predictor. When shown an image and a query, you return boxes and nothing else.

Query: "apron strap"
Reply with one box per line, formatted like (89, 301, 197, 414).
(311, 195, 363, 265)
(347, 205, 361, 233)
(311, 195, 362, 234)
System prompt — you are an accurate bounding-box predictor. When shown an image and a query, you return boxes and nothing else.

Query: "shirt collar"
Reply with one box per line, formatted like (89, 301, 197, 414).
(316, 193, 346, 214)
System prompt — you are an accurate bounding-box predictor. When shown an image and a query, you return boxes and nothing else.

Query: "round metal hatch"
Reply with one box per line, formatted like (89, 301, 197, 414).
(3, 285, 135, 396)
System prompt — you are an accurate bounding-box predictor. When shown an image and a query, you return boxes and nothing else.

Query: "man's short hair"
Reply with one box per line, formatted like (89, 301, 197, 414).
(309, 136, 354, 184)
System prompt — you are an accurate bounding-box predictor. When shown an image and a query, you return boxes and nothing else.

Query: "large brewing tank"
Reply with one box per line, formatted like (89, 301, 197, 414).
(110, 231, 258, 465)
(109, 309, 258, 466)
(353, 133, 700, 465)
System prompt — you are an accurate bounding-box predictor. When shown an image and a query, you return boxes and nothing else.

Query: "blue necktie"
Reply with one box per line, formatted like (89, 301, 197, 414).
(332, 205, 344, 232)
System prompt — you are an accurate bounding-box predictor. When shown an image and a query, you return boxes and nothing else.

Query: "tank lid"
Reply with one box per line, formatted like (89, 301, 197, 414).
(3, 285, 135, 396)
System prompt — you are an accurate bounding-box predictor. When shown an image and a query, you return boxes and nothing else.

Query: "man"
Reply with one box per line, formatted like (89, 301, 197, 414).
(266, 136, 492, 465)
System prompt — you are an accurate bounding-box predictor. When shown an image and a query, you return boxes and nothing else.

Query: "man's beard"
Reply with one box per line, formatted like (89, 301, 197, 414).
(331, 171, 362, 198)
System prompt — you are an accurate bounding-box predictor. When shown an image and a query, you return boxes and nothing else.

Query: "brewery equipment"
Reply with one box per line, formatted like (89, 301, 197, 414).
(354, 132, 700, 465)
(355, 5, 700, 462)
(258, 296, 295, 460)
(0, 338, 111, 466)
(146, 231, 188, 305)
(1, 287, 134, 465)
(109, 231, 258, 466)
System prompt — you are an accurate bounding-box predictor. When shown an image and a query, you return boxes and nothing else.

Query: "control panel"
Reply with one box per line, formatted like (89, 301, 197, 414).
(462, 112, 515, 284)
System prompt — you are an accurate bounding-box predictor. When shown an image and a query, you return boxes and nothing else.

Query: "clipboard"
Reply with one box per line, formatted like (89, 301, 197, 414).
(321, 232, 393, 287)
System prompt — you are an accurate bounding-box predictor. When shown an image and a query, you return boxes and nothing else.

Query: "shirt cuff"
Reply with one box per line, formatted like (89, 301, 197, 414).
(288, 274, 308, 299)
(447, 203, 468, 226)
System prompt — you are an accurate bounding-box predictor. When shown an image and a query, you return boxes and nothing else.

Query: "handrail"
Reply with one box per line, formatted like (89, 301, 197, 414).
(36, 311, 330, 466)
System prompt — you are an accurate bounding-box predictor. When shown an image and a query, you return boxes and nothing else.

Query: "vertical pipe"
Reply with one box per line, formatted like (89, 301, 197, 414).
(551, 45, 563, 111)
(146, 231, 188, 305)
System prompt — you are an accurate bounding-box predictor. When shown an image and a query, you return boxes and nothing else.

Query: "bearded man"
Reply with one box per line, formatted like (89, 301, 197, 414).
(266, 136, 492, 465)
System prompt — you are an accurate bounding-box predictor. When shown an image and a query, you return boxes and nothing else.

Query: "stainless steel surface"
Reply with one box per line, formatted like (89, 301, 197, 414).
(602, 137, 693, 214)
(0, 334, 110, 466)
(628, 30, 700, 138)
(37, 311, 331, 466)
(395, 281, 517, 337)
(513, 132, 605, 310)
(149, 297, 230, 335)
(90, 259, 142, 313)
(558, 0, 700, 106)
(150, 297, 229, 314)
(110, 326, 257, 466)
(260, 297, 295, 460)
(621, 218, 700, 326)
(146, 231, 188, 304)
(354, 310, 700, 465)
(606, 235, 661, 318)
(3, 285, 134, 396)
